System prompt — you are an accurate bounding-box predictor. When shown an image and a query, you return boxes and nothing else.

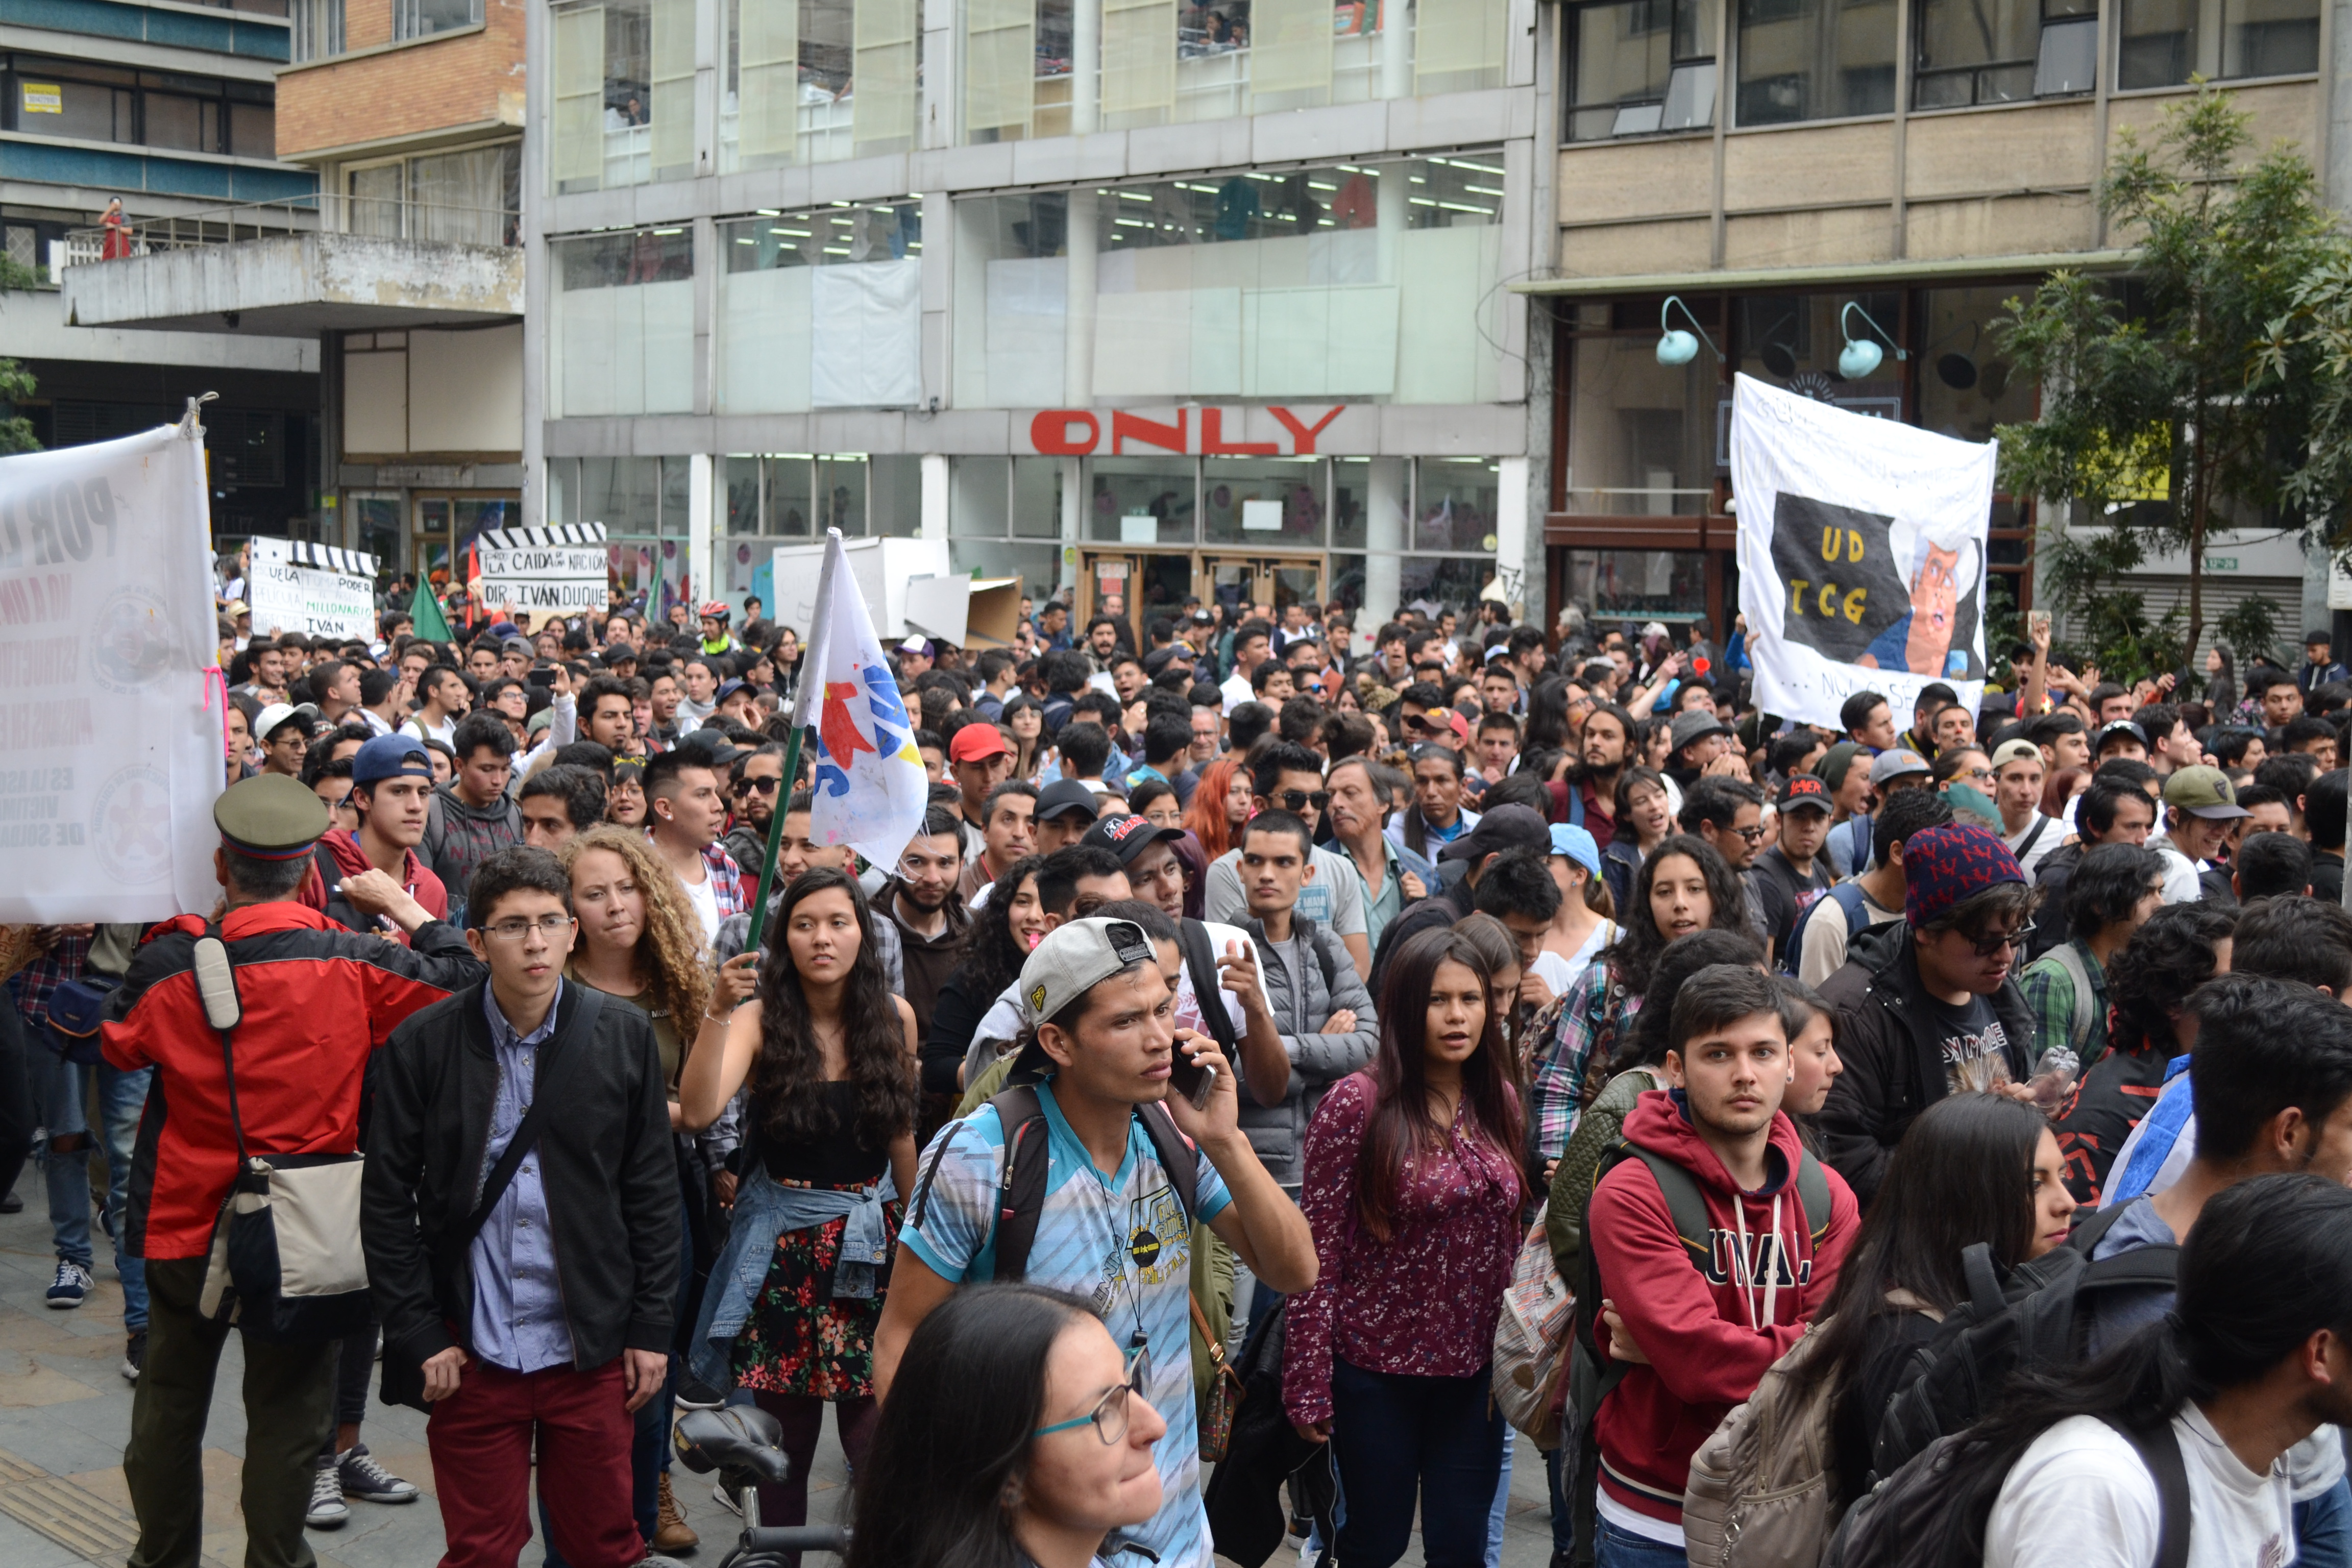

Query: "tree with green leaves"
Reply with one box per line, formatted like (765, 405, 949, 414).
(0, 251, 40, 455)
(1993, 85, 2344, 680)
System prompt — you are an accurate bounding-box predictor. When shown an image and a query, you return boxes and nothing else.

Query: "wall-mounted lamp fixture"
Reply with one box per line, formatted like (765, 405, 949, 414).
(1838, 302, 1906, 381)
(1656, 296, 1721, 367)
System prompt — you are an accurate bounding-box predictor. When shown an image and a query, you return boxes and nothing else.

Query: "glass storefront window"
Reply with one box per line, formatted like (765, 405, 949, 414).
(715, 202, 924, 414)
(872, 455, 922, 536)
(1203, 457, 1324, 545)
(720, 0, 921, 172)
(1917, 286, 2038, 444)
(951, 154, 1503, 409)
(2118, 0, 2317, 87)
(1566, 548, 1706, 618)
(549, 229, 694, 418)
(1093, 459, 1196, 544)
(1567, 0, 1719, 140)
(1564, 320, 1718, 514)
(962, 0, 1497, 144)
(550, 0, 694, 194)
(1734, 0, 1895, 125)
(951, 539, 1062, 599)
(816, 455, 868, 534)
(1415, 457, 1498, 553)
(1913, 0, 2095, 108)
(767, 455, 817, 535)
(724, 454, 762, 533)
(954, 456, 1013, 536)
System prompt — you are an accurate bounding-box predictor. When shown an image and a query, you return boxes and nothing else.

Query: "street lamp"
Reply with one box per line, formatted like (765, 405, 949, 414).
(1656, 295, 1721, 367)
(1838, 301, 1908, 380)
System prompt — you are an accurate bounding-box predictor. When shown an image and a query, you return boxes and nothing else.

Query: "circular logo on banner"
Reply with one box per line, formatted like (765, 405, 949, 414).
(91, 766, 173, 887)
(92, 585, 177, 696)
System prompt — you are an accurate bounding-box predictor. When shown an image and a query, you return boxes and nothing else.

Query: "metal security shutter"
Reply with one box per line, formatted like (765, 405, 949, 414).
(2055, 572, 2300, 665)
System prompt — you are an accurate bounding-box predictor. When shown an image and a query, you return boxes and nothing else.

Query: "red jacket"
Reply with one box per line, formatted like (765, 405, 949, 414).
(101, 901, 485, 1259)
(1586, 1091, 1859, 1535)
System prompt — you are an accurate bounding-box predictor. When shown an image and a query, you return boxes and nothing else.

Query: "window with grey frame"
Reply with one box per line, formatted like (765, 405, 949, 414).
(395, 0, 483, 39)
(1565, 0, 1719, 140)
(1734, 0, 1898, 124)
(1913, 0, 2095, 108)
(291, 0, 344, 60)
(2116, 0, 2317, 87)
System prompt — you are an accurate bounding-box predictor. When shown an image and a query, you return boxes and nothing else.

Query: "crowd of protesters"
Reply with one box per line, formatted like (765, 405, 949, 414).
(5, 574, 2351, 1568)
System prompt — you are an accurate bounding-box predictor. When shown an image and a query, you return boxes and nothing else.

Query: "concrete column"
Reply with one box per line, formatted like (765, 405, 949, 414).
(1365, 456, 1406, 622)
(1065, 191, 1098, 405)
(921, 452, 950, 540)
(1061, 456, 1085, 597)
(1072, 0, 1101, 133)
(1379, 0, 1411, 99)
(1492, 455, 1528, 617)
(690, 452, 715, 608)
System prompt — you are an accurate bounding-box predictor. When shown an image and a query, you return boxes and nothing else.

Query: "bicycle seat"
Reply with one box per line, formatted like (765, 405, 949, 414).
(673, 1405, 793, 1485)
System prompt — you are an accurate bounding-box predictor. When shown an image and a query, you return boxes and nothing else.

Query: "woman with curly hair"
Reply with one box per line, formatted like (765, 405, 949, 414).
(918, 853, 1049, 1096)
(1524, 834, 1749, 1166)
(1001, 694, 1048, 782)
(1184, 755, 1252, 861)
(679, 867, 919, 1535)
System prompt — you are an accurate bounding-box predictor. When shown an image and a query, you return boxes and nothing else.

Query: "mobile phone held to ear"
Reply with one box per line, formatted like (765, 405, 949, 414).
(1169, 1030, 1218, 1111)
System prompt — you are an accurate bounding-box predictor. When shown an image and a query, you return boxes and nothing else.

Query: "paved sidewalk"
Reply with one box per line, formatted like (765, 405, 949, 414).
(0, 1158, 1560, 1567)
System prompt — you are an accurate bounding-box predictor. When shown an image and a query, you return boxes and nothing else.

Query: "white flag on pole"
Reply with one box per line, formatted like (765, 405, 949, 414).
(788, 528, 929, 874)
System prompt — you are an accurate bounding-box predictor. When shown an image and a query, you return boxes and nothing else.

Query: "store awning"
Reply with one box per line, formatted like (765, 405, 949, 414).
(1509, 250, 2138, 297)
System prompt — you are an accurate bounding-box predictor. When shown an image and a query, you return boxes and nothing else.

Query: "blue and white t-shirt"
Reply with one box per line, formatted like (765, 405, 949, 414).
(903, 1083, 1234, 1568)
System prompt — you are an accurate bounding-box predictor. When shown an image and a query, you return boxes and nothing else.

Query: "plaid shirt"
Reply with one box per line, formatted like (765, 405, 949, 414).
(704, 841, 749, 922)
(1528, 957, 1644, 1163)
(2017, 938, 2110, 1070)
(12, 932, 92, 1027)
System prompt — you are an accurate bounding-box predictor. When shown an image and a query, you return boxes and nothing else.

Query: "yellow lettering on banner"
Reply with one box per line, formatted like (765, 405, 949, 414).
(1818, 583, 1838, 618)
(1819, 527, 1839, 562)
(1789, 579, 1809, 616)
(1843, 588, 1867, 623)
(1846, 530, 1866, 562)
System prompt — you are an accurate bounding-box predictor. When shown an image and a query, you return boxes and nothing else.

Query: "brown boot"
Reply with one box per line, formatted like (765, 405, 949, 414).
(654, 1472, 699, 1553)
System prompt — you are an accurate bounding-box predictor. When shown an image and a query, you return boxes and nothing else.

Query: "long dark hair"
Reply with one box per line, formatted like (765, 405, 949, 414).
(1602, 834, 1748, 995)
(1609, 927, 1766, 1076)
(1882, 1175, 2352, 1568)
(846, 1284, 1099, 1568)
(1525, 676, 1573, 753)
(2106, 902, 2235, 1058)
(955, 854, 1047, 1008)
(753, 867, 917, 1152)
(1354, 928, 1526, 1243)
(1609, 764, 1669, 848)
(1785, 1093, 2050, 1460)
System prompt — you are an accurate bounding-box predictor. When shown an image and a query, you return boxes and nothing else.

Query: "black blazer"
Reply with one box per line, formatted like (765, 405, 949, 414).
(363, 980, 679, 1377)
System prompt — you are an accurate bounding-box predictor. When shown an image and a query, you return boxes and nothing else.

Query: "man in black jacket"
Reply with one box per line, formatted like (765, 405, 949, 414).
(1817, 823, 2040, 1207)
(363, 847, 681, 1568)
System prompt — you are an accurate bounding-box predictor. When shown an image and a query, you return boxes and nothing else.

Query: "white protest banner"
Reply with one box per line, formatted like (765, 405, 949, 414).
(476, 522, 609, 612)
(1730, 373, 1998, 731)
(0, 419, 225, 920)
(247, 536, 378, 641)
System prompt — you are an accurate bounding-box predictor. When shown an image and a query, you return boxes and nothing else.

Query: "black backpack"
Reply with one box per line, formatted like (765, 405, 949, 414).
(1563, 1137, 1835, 1566)
(1827, 1414, 2188, 1568)
(1868, 1200, 2178, 1482)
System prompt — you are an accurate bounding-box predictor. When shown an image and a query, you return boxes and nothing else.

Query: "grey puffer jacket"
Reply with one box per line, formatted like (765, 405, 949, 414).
(1238, 915, 1379, 1188)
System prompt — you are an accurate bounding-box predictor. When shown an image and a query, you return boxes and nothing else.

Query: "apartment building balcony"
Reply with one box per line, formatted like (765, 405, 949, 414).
(57, 190, 520, 333)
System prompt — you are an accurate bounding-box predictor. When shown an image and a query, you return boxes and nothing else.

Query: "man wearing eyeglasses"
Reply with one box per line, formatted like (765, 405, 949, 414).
(1200, 743, 1372, 979)
(1816, 824, 2041, 1207)
(364, 846, 682, 1568)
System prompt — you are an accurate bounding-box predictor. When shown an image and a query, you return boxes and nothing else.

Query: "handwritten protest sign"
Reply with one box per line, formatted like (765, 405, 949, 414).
(247, 536, 378, 641)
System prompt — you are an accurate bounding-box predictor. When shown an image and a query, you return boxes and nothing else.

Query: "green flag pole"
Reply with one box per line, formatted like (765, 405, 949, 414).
(741, 723, 808, 954)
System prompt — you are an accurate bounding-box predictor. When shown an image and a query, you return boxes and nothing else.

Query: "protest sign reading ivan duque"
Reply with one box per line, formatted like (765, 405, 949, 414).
(475, 523, 610, 612)
(1731, 373, 1998, 732)
(0, 419, 225, 920)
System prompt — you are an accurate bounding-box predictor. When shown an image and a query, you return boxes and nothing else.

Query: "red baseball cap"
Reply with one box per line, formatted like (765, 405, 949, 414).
(948, 724, 1014, 763)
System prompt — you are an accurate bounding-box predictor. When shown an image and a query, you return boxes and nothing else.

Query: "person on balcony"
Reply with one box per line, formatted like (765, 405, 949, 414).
(100, 199, 133, 260)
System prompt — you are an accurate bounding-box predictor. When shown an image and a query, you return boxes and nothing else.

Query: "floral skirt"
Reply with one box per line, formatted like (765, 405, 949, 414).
(727, 1186, 903, 1400)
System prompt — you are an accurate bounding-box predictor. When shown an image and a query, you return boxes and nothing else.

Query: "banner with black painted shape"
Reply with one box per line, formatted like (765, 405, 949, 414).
(247, 536, 379, 642)
(1731, 373, 1998, 731)
(0, 421, 224, 920)
(476, 522, 609, 612)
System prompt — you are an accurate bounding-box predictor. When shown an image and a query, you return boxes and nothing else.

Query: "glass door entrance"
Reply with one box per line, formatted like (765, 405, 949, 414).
(414, 492, 522, 599)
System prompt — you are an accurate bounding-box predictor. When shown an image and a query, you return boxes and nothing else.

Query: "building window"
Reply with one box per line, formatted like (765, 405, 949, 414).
(548, 229, 695, 418)
(551, 0, 695, 194)
(1734, 0, 1897, 125)
(347, 144, 519, 245)
(2117, 0, 2316, 87)
(720, 0, 921, 171)
(291, 0, 345, 61)
(1913, 0, 2095, 108)
(3, 57, 277, 158)
(1562, 300, 1721, 516)
(1564, 549, 1707, 617)
(1566, 0, 1718, 140)
(395, 0, 482, 38)
(715, 202, 924, 413)
(963, 0, 1492, 143)
(951, 155, 1504, 409)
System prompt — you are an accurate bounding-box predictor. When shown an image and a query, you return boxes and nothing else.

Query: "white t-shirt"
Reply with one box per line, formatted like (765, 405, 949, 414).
(679, 864, 721, 946)
(1220, 672, 1253, 715)
(1981, 1406, 2295, 1568)
(2003, 814, 2064, 877)
(2152, 838, 2207, 903)
(1530, 950, 1578, 1007)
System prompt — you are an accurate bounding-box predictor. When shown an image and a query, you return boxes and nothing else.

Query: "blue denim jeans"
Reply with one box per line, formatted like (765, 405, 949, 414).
(31, 1050, 152, 1330)
(2296, 1473, 2352, 1568)
(1485, 1425, 1513, 1567)
(1594, 1516, 1687, 1568)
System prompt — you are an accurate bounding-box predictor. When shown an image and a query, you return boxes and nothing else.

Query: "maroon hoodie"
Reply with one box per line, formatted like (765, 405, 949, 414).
(1586, 1089, 1858, 1539)
(299, 828, 447, 946)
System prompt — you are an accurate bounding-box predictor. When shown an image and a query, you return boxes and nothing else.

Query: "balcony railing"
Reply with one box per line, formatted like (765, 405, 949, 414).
(62, 192, 521, 268)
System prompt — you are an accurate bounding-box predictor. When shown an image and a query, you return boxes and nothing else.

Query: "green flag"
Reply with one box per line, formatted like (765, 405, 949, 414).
(409, 578, 454, 644)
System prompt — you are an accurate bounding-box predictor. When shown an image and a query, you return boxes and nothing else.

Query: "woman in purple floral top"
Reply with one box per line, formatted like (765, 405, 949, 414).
(1281, 926, 1527, 1568)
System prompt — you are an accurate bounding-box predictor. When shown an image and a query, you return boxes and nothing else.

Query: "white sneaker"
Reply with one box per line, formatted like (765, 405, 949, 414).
(305, 1459, 349, 1530)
